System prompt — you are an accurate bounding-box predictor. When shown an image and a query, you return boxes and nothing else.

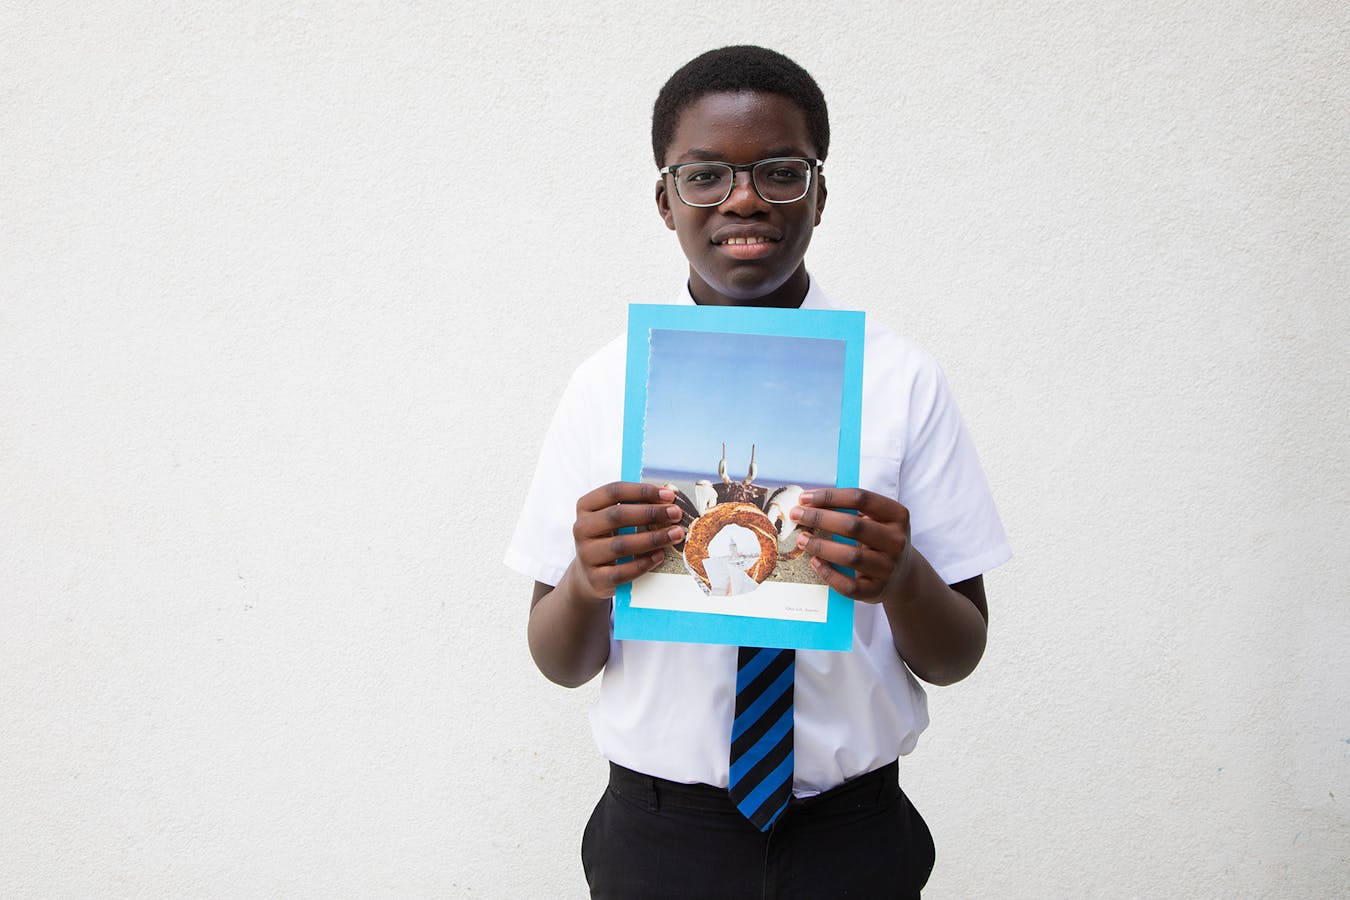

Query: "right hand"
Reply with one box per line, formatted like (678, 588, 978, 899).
(566, 481, 686, 602)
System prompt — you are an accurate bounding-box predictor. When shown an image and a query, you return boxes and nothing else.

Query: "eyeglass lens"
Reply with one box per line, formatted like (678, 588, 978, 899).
(674, 159, 812, 206)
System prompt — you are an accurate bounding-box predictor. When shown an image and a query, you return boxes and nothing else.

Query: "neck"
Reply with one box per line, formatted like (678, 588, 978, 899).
(688, 265, 809, 309)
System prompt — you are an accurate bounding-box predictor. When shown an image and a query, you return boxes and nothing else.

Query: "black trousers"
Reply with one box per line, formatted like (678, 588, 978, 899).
(581, 760, 934, 899)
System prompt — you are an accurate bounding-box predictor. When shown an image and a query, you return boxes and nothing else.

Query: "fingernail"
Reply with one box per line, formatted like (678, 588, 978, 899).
(789, 506, 803, 522)
(658, 488, 675, 501)
(796, 533, 809, 550)
(668, 505, 682, 520)
(798, 491, 814, 504)
(668, 526, 684, 542)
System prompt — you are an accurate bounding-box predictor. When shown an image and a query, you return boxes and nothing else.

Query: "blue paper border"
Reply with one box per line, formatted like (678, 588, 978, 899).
(615, 303, 865, 651)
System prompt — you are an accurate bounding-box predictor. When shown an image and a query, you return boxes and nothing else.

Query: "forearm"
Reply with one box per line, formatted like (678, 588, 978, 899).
(527, 564, 614, 688)
(883, 551, 988, 686)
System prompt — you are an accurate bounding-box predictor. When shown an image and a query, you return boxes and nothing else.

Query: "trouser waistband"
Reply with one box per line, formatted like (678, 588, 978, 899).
(607, 759, 900, 816)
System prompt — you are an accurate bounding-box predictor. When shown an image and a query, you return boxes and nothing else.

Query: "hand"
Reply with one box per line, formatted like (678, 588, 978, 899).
(566, 481, 686, 603)
(790, 488, 912, 603)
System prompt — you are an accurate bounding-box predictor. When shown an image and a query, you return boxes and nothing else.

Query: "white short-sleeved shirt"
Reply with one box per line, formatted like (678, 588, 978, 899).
(505, 279, 1010, 795)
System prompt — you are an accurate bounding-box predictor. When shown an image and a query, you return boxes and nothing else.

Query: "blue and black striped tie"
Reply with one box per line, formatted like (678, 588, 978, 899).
(729, 646, 795, 831)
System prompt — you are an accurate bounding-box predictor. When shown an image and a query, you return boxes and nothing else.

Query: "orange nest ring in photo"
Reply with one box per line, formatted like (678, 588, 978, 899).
(683, 502, 779, 591)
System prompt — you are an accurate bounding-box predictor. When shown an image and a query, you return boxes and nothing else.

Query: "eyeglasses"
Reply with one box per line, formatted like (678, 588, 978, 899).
(659, 157, 823, 207)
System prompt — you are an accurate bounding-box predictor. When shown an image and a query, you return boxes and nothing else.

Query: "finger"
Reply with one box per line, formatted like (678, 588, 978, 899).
(578, 481, 676, 514)
(790, 505, 903, 556)
(575, 501, 684, 540)
(799, 488, 908, 524)
(810, 555, 892, 602)
(806, 554, 870, 599)
(586, 549, 671, 596)
(578, 525, 686, 567)
(796, 530, 894, 581)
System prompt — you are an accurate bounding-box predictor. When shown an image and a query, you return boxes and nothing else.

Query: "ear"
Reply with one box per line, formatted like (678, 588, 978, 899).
(813, 174, 827, 226)
(656, 178, 677, 231)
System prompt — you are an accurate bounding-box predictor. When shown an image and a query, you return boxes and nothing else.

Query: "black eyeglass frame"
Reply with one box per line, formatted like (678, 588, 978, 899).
(658, 157, 825, 207)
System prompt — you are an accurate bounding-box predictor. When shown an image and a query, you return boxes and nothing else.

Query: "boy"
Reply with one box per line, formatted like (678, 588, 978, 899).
(505, 46, 1009, 898)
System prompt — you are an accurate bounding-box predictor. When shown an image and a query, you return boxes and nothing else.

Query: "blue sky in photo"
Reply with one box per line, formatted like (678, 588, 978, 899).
(642, 328, 845, 485)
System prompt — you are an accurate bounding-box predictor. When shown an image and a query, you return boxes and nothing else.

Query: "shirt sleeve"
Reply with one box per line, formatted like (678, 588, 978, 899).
(503, 368, 593, 588)
(898, 357, 1011, 585)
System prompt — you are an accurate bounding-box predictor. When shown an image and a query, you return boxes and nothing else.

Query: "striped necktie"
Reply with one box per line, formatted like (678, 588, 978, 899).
(729, 646, 795, 831)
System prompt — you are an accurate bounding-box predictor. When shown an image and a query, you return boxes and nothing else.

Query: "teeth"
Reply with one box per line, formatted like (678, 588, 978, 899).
(722, 236, 771, 245)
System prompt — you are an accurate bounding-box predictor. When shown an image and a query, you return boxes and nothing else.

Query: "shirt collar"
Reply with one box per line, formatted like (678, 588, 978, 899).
(675, 275, 834, 310)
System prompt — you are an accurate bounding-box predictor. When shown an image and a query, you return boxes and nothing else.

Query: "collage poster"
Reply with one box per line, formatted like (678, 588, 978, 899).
(615, 303, 865, 651)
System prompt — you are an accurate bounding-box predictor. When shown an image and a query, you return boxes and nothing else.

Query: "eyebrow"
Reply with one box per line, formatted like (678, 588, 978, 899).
(676, 146, 808, 163)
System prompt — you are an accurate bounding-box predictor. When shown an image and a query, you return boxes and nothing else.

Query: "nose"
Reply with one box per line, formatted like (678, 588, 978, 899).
(718, 170, 768, 215)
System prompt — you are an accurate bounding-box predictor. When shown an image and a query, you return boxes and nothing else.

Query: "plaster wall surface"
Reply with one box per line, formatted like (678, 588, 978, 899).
(2, 2, 1347, 897)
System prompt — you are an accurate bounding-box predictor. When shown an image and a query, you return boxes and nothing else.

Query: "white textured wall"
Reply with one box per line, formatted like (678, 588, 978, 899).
(3, 2, 1346, 897)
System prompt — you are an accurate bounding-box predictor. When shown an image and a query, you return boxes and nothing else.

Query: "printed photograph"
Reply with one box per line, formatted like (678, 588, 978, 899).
(632, 327, 846, 621)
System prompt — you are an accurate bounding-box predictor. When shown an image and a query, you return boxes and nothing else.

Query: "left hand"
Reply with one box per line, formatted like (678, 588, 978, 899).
(790, 488, 912, 603)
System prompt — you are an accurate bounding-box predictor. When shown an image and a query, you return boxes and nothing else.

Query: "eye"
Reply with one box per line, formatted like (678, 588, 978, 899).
(763, 165, 807, 183)
(680, 165, 728, 186)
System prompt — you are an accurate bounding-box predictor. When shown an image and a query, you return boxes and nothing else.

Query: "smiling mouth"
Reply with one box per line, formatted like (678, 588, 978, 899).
(715, 236, 779, 246)
(714, 234, 780, 261)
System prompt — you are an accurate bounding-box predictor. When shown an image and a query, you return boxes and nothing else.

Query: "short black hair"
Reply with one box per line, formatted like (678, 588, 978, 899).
(652, 45, 829, 167)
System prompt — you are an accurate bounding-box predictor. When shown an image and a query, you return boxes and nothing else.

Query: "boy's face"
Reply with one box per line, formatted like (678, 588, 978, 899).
(657, 91, 826, 308)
